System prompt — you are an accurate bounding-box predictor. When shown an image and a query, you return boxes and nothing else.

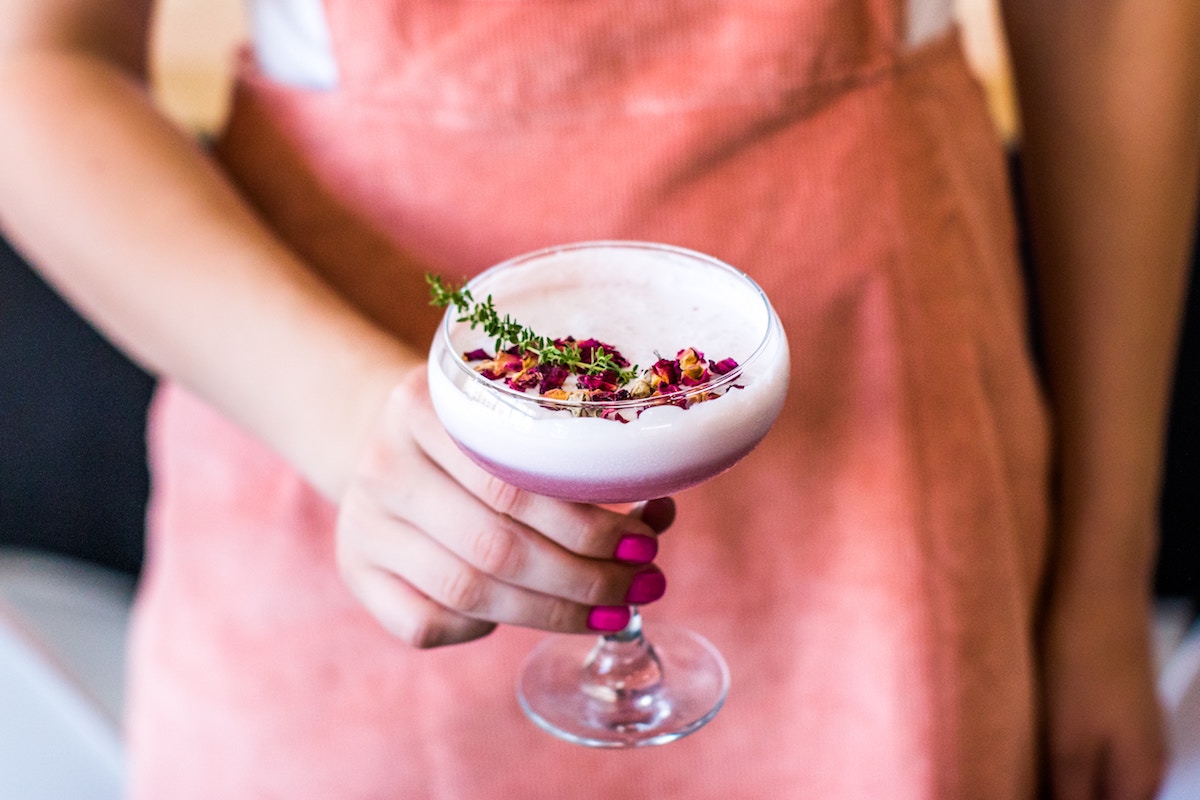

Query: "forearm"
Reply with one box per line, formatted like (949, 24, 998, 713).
(1002, 0, 1200, 589)
(0, 51, 420, 498)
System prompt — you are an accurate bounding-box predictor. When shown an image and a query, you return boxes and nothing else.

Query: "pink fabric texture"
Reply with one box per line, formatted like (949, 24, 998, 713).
(125, 2, 1051, 797)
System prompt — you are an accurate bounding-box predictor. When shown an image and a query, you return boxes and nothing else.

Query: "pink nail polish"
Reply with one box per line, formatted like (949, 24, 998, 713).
(587, 606, 631, 632)
(613, 534, 658, 565)
(624, 570, 667, 605)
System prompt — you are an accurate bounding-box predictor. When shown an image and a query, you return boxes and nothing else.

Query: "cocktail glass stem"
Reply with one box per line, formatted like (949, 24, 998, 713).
(517, 605, 729, 747)
(579, 608, 670, 732)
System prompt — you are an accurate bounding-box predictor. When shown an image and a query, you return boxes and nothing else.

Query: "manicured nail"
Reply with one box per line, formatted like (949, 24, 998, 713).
(638, 497, 677, 533)
(587, 605, 632, 632)
(624, 569, 667, 605)
(614, 534, 658, 565)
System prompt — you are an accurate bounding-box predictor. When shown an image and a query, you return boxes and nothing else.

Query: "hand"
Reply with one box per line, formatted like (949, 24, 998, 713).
(1038, 583, 1167, 800)
(336, 370, 675, 648)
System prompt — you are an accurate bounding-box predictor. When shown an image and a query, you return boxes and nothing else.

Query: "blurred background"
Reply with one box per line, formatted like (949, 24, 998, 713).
(0, 1, 1196, 797)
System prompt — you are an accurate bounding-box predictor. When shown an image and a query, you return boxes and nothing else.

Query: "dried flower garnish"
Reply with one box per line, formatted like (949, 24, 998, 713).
(429, 273, 741, 422)
(428, 274, 638, 384)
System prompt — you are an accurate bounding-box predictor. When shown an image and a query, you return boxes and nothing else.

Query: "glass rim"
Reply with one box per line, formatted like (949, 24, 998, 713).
(439, 240, 778, 412)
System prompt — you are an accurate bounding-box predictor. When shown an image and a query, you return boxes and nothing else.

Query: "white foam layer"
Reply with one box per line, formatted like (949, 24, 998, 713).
(428, 243, 789, 499)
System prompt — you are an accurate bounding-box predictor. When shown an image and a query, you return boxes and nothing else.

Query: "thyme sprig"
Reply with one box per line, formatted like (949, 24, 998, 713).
(427, 273, 639, 383)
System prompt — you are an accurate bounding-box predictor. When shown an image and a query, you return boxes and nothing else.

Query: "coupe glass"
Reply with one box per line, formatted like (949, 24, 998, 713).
(427, 241, 788, 747)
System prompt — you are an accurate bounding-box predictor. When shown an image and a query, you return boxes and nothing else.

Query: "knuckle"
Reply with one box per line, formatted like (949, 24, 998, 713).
(334, 508, 370, 577)
(553, 509, 609, 558)
(385, 373, 427, 429)
(437, 566, 490, 614)
(355, 428, 404, 485)
(468, 525, 524, 578)
(544, 597, 581, 633)
(483, 473, 529, 518)
(578, 569, 612, 606)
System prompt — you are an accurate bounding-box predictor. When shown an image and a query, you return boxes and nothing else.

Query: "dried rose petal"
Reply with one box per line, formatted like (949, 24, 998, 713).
(577, 370, 621, 393)
(598, 407, 631, 424)
(496, 351, 525, 373)
(649, 359, 681, 387)
(476, 365, 504, 380)
(675, 348, 711, 385)
(505, 370, 541, 391)
(475, 350, 524, 380)
(677, 347, 705, 369)
(711, 357, 739, 375)
(538, 365, 570, 393)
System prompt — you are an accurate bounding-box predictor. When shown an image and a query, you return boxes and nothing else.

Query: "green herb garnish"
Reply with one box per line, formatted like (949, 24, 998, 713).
(427, 273, 639, 383)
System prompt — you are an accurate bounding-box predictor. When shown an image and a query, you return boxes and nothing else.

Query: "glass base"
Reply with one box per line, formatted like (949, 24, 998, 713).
(516, 615, 730, 748)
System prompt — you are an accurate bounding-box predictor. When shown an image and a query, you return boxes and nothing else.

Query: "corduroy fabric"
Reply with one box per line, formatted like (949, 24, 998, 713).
(126, 3, 1051, 797)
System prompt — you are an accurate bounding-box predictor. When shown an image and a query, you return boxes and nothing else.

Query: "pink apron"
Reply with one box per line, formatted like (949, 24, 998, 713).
(127, 1, 1051, 797)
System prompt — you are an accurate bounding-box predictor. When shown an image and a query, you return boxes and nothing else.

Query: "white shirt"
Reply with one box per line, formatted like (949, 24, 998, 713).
(248, 0, 955, 91)
(248, 0, 340, 89)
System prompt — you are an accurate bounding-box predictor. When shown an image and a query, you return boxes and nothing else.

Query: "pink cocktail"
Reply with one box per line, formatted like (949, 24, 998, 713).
(428, 241, 788, 746)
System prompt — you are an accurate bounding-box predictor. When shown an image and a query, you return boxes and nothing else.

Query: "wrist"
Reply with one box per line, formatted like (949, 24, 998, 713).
(1045, 509, 1159, 601)
(311, 344, 422, 501)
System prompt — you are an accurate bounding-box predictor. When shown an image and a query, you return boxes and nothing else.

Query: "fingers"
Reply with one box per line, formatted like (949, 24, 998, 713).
(404, 385, 663, 561)
(1108, 748, 1167, 800)
(362, 513, 657, 634)
(361, 458, 658, 608)
(351, 564, 498, 649)
(337, 375, 674, 648)
(1046, 743, 1164, 800)
(341, 487, 658, 646)
(400, 385, 669, 586)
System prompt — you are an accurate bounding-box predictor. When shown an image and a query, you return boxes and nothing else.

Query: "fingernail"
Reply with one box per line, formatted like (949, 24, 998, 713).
(624, 569, 667, 605)
(638, 497, 677, 533)
(587, 605, 632, 632)
(614, 534, 658, 565)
